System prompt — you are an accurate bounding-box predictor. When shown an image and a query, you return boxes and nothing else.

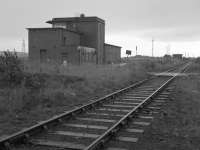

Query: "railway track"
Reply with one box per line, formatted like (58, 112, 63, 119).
(0, 63, 190, 150)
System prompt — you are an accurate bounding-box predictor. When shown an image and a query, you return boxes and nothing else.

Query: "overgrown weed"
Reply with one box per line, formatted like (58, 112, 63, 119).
(0, 55, 183, 131)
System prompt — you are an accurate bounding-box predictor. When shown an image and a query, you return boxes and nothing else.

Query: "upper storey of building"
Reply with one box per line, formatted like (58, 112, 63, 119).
(45, 14, 105, 64)
(46, 15, 105, 32)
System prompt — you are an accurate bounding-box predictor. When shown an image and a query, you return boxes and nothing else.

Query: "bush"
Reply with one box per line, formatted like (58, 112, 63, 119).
(0, 51, 24, 86)
(24, 73, 47, 89)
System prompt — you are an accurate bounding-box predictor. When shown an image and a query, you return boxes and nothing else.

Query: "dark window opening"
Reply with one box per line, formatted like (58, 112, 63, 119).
(62, 37, 66, 46)
(40, 49, 47, 63)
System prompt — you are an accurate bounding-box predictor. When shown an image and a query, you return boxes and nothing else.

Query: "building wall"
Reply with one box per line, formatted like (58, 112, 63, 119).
(104, 44, 121, 63)
(60, 46, 80, 64)
(69, 21, 104, 64)
(28, 17, 121, 65)
(28, 28, 80, 63)
(78, 46, 96, 64)
(52, 19, 105, 64)
(97, 22, 105, 64)
(173, 54, 183, 60)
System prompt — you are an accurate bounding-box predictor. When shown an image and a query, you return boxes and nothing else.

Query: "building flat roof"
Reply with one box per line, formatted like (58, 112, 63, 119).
(27, 27, 81, 34)
(104, 43, 122, 48)
(46, 16, 105, 24)
(173, 54, 183, 55)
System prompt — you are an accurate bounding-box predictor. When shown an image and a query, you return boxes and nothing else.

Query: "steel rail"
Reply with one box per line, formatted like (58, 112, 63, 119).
(0, 62, 189, 149)
(164, 62, 185, 73)
(84, 75, 176, 150)
(0, 79, 149, 149)
(85, 63, 190, 150)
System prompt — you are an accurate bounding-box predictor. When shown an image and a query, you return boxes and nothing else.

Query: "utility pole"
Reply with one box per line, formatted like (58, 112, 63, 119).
(136, 46, 138, 56)
(152, 38, 154, 57)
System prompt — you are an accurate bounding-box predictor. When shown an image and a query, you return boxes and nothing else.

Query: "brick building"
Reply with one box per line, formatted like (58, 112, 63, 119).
(28, 15, 121, 64)
(104, 43, 121, 63)
(173, 54, 183, 60)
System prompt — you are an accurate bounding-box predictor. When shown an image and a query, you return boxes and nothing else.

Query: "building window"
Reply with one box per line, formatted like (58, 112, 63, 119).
(62, 37, 66, 46)
(40, 49, 47, 63)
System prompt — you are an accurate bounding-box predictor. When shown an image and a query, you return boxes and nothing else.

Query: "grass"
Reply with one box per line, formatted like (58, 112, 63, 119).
(186, 62, 200, 73)
(0, 58, 182, 137)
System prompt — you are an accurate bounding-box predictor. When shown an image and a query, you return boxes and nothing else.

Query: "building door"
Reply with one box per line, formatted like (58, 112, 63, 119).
(40, 49, 47, 63)
(61, 52, 68, 64)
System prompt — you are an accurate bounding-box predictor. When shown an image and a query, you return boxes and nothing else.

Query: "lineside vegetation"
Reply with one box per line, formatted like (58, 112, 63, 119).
(0, 51, 183, 136)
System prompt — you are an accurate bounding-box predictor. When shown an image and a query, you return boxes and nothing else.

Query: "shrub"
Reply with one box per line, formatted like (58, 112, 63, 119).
(0, 51, 24, 86)
(24, 73, 47, 89)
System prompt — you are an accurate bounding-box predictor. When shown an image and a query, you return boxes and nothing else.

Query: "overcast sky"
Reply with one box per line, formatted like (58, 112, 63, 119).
(0, 0, 200, 57)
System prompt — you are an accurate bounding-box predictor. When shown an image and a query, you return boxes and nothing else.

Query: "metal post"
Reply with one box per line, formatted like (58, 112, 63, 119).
(136, 46, 138, 56)
(152, 38, 154, 57)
